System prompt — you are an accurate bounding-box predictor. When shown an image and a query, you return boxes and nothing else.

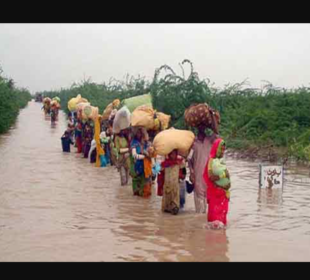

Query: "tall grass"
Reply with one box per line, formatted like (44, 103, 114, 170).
(0, 66, 32, 134)
(38, 60, 310, 161)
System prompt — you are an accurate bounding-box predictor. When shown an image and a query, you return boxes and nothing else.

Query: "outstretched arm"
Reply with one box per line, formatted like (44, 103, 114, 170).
(132, 148, 145, 160)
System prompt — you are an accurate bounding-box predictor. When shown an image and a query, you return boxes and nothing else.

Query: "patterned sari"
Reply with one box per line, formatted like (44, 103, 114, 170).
(130, 139, 151, 197)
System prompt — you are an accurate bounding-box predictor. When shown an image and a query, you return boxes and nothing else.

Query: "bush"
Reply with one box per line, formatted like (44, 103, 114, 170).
(0, 68, 32, 134)
(37, 60, 310, 161)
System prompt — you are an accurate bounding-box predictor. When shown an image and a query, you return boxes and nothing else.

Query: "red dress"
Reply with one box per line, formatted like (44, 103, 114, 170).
(203, 138, 229, 226)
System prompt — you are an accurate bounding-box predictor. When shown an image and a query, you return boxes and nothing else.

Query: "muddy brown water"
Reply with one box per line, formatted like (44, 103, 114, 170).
(1, 101, 310, 262)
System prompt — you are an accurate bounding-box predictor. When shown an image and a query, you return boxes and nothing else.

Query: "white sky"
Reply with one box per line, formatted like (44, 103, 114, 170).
(1, 24, 310, 93)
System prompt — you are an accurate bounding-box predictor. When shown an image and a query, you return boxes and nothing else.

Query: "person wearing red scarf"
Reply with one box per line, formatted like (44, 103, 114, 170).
(203, 138, 231, 228)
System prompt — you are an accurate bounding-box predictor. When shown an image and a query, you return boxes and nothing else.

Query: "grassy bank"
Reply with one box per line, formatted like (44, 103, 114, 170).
(0, 67, 32, 134)
(38, 60, 310, 162)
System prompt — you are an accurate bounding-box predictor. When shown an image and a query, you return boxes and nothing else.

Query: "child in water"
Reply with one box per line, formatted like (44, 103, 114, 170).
(161, 149, 186, 215)
(61, 130, 74, 153)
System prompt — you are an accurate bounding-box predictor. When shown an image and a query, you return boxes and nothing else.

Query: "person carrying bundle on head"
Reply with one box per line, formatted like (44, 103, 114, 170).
(115, 128, 131, 186)
(130, 127, 153, 197)
(160, 149, 186, 215)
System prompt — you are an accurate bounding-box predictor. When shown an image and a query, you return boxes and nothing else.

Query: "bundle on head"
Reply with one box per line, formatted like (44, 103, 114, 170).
(102, 99, 120, 121)
(43, 97, 51, 105)
(83, 105, 99, 121)
(131, 105, 171, 132)
(153, 128, 195, 158)
(184, 103, 220, 133)
(68, 94, 88, 112)
(112, 106, 131, 134)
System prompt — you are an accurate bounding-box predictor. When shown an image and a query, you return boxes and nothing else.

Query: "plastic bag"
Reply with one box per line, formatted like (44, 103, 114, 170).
(152, 161, 161, 176)
(113, 106, 131, 134)
(122, 93, 152, 112)
(102, 99, 120, 121)
(212, 158, 230, 187)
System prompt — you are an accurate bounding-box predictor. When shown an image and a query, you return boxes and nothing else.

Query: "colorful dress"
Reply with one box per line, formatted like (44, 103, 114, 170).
(83, 127, 93, 158)
(203, 138, 230, 226)
(130, 139, 151, 197)
(161, 157, 185, 214)
(75, 122, 83, 153)
(115, 135, 130, 186)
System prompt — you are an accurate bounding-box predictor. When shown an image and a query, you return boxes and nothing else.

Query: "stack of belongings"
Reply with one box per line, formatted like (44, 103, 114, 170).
(184, 103, 220, 134)
(52, 96, 61, 104)
(153, 127, 195, 158)
(108, 109, 117, 127)
(51, 97, 61, 109)
(130, 105, 171, 132)
(76, 102, 90, 121)
(43, 97, 51, 106)
(83, 104, 99, 121)
(43, 97, 51, 113)
(102, 99, 121, 122)
(121, 93, 152, 113)
(76, 102, 99, 121)
(112, 106, 131, 134)
(67, 94, 88, 112)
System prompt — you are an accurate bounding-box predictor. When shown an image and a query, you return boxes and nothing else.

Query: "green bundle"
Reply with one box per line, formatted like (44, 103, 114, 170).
(121, 93, 152, 112)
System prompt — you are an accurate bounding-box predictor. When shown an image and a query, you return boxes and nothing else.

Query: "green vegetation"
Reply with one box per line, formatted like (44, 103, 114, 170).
(38, 60, 310, 162)
(40, 75, 149, 115)
(0, 66, 32, 134)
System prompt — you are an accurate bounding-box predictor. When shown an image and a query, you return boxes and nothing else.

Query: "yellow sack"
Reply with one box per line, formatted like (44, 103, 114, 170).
(153, 128, 195, 157)
(78, 97, 88, 104)
(76, 102, 90, 110)
(43, 97, 51, 104)
(131, 105, 155, 130)
(68, 94, 88, 112)
(68, 97, 78, 112)
(76, 102, 90, 120)
(102, 99, 120, 121)
(88, 106, 99, 121)
(155, 112, 171, 130)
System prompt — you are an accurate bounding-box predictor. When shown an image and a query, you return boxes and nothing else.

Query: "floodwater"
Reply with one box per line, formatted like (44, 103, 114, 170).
(1, 101, 310, 262)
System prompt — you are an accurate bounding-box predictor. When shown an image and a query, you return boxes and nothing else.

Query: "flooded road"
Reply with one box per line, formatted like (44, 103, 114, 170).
(1, 101, 310, 262)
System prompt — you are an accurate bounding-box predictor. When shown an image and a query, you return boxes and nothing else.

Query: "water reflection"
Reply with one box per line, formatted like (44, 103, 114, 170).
(257, 188, 284, 209)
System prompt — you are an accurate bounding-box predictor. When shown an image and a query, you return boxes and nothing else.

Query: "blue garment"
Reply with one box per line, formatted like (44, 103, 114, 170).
(152, 162, 161, 176)
(104, 143, 111, 165)
(61, 135, 73, 152)
(131, 139, 148, 176)
(180, 180, 186, 208)
(100, 155, 107, 167)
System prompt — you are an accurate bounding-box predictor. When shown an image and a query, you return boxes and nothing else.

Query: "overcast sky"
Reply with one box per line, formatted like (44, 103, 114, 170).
(1, 24, 310, 93)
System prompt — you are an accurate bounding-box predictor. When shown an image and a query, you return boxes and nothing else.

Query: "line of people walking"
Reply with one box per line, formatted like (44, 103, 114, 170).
(59, 105, 231, 229)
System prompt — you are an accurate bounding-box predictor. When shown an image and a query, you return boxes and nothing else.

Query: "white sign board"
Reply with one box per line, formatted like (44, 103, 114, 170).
(259, 165, 284, 189)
